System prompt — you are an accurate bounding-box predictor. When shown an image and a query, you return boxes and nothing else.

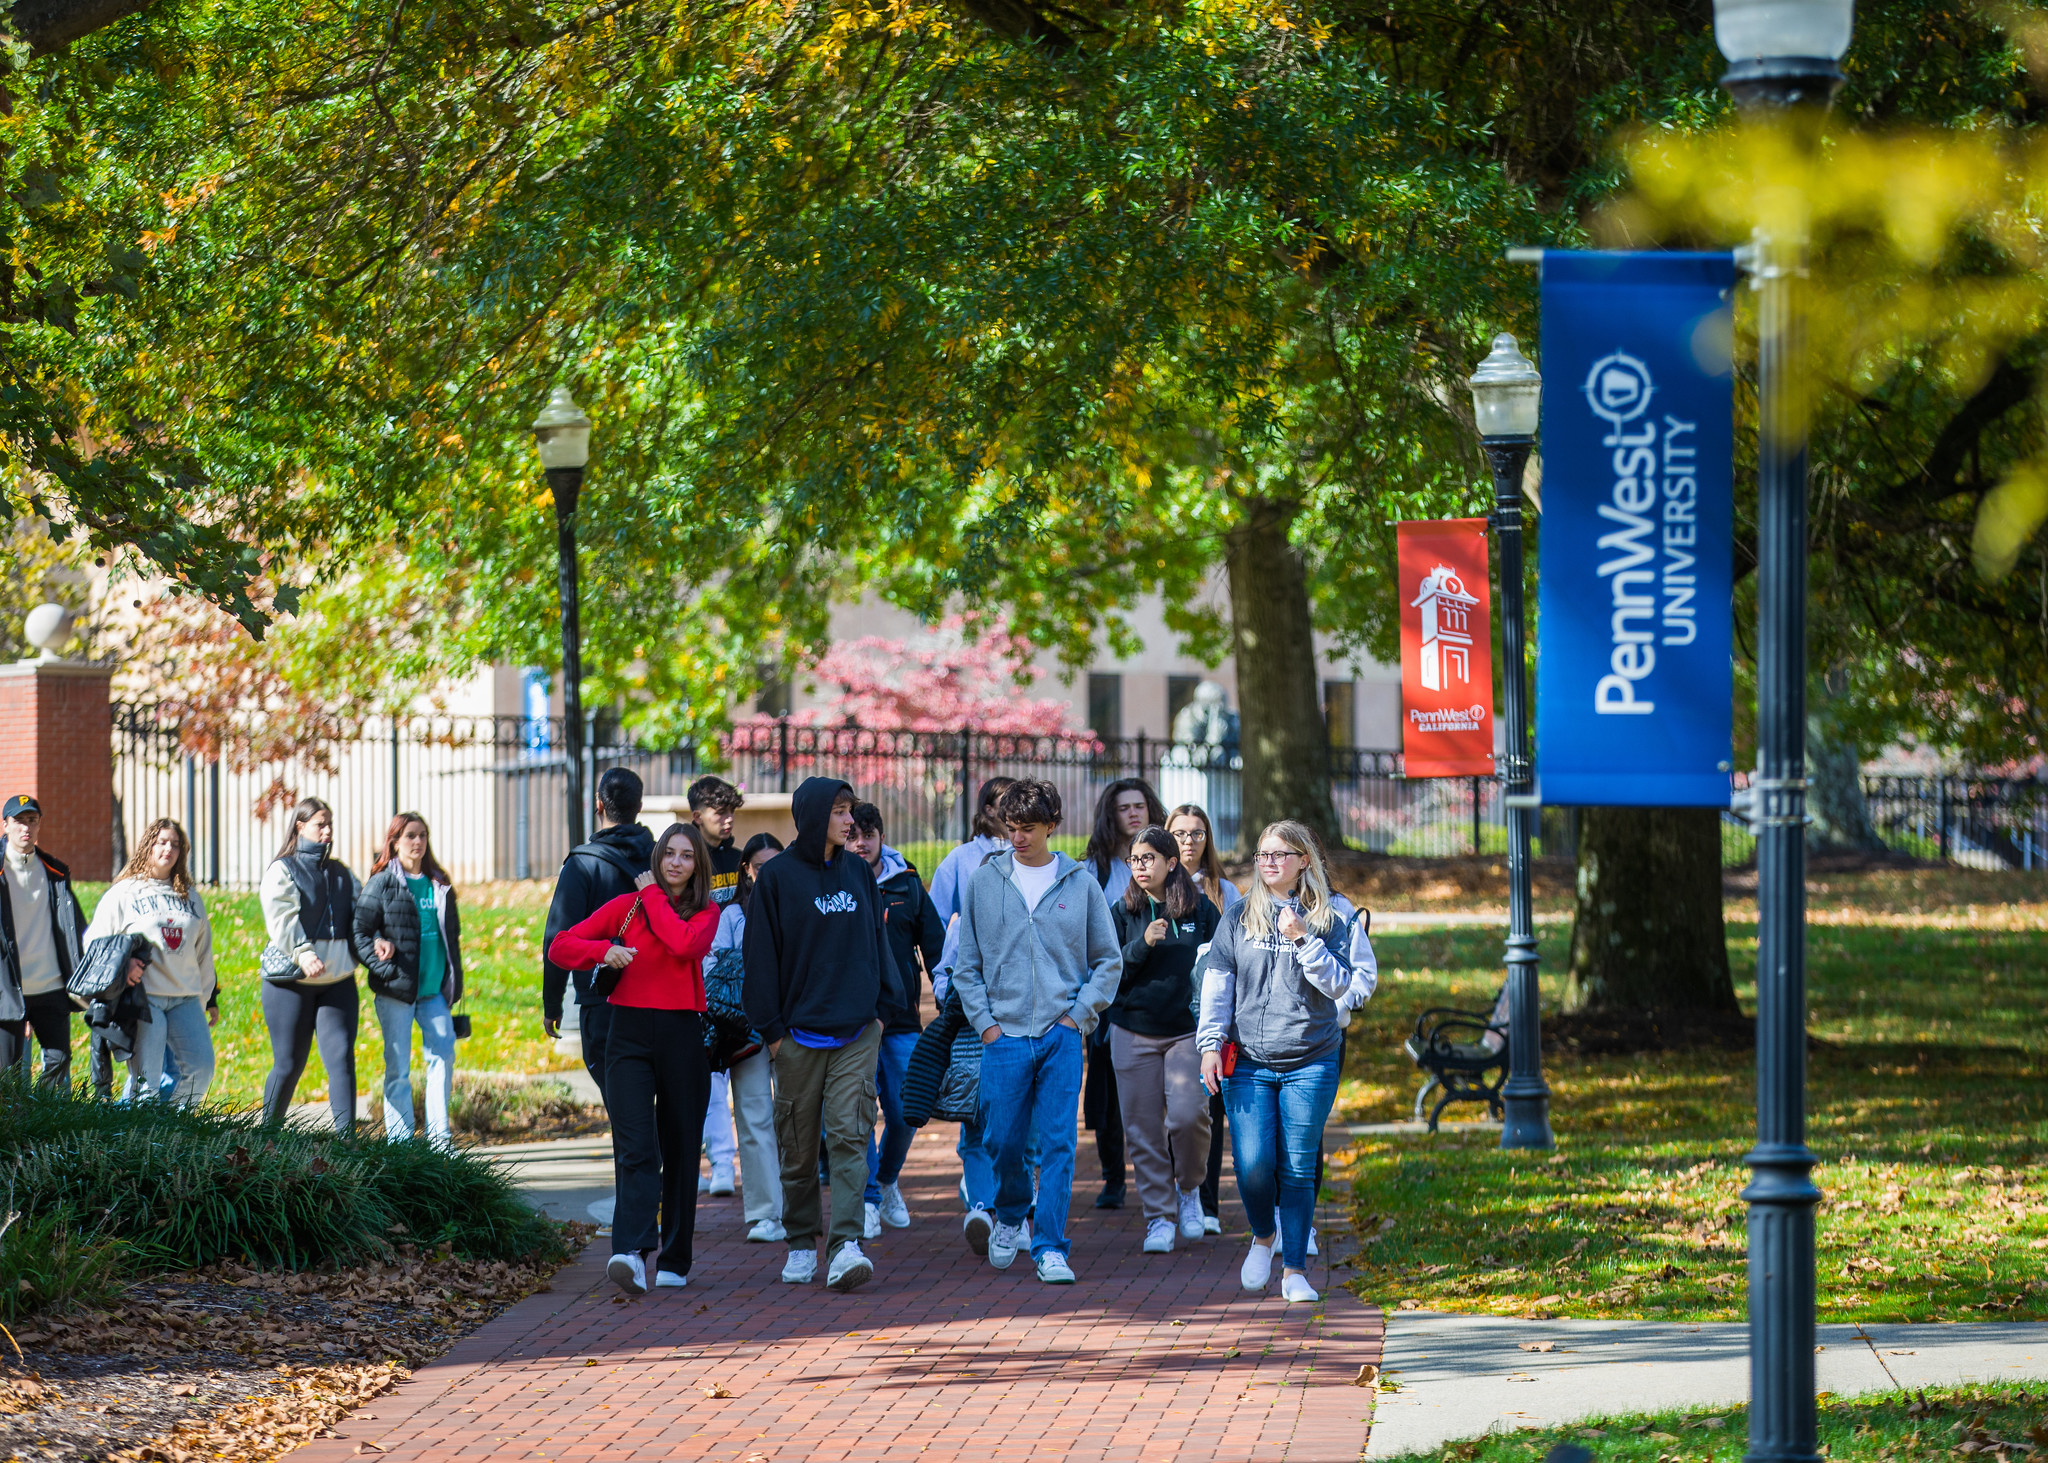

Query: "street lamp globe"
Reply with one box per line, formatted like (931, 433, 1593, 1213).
(1713, 0, 1854, 63)
(1466, 333, 1541, 440)
(532, 386, 592, 469)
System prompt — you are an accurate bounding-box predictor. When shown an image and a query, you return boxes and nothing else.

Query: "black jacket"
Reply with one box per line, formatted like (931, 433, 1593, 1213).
(0, 839, 84, 994)
(352, 865, 465, 1005)
(876, 853, 946, 1035)
(1106, 891, 1221, 1039)
(902, 989, 969, 1128)
(741, 777, 896, 1048)
(541, 823, 654, 1023)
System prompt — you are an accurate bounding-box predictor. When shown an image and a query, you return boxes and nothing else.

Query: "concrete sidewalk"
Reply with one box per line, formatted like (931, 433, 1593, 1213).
(1367, 1312, 2048, 1457)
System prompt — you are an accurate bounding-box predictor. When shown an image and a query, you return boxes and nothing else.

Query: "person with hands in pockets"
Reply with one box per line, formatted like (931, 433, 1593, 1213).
(1198, 819, 1365, 1306)
(548, 822, 720, 1296)
(950, 779, 1122, 1285)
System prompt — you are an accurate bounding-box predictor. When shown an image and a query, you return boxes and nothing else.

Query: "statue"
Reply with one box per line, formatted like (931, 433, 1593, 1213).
(1169, 680, 1239, 768)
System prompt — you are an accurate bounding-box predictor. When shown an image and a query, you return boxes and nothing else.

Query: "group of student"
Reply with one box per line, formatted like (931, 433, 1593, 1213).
(542, 765, 1375, 1306)
(0, 790, 465, 1140)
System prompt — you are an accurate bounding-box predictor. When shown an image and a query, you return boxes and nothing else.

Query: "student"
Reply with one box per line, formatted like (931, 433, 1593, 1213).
(690, 776, 748, 1195)
(713, 833, 787, 1243)
(542, 768, 655, 1103)
(0, 795, 85, 1091)
(1107, 826, 1220, 1254)
(846, 802, 946, 1239)
(1198, 820, 1368, 1304)
(952, 779, 1121, 1284)
(1080, 777, 1166, 1210)
(354, 813, 465, 1144)
(927, 777, 1017, 954)
(258, 799, 362, 1132)
(1168, 802, 1237, 1234)
(742, 777, 893, 1294)
(550, 823, 720, 1294)
(83, 818, 217, 1106)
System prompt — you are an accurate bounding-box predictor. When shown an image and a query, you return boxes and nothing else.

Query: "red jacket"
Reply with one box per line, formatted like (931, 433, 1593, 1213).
(547, 889, 717, 1011)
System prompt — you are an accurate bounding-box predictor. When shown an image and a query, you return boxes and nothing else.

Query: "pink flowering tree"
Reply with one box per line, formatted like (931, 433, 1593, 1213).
(792, 616, 1073, 734)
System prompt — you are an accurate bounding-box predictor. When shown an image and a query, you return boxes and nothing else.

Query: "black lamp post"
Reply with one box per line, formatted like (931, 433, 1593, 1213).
(1713, 2, 1852, 1460)
(1467, 333, 1554, 1152)
(533, 386, 594, 851)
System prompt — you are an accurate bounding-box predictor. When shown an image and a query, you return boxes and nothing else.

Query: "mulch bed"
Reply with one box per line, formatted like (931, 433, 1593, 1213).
(0, 1228, 593, 1463)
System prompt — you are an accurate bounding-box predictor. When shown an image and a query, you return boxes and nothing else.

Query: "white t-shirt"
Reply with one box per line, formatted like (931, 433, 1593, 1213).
(1009, 856, 1060, 913)
(5, 852, 62, 996)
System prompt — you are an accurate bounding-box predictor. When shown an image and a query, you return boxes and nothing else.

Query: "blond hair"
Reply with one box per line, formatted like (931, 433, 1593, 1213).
(1240, 819, 1337, 942)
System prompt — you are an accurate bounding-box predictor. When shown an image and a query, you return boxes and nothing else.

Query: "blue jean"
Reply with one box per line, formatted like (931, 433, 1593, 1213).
(375, 994, 455, 1143)
(864, 1031, 919, 1203)
(978, 1023, 1083, 1259)
(956, 1119, 1041, 1210)
(129, 994, 214, 1107)
(1223, 1054, 1341, 1270)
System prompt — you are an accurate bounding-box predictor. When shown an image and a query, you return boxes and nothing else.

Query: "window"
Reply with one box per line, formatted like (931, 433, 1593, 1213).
(755, 666, 792, 719)
(1088, 673, 1123, 741)
(1323, 679, 1356, 750)
(1166, 676, 1202, 739)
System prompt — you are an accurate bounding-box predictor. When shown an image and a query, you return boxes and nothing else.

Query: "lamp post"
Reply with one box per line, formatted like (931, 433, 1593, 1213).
(1714, 3, 1852, 1460)
(533, 386, 594, 851)
(1466, 333, 1553, 1152)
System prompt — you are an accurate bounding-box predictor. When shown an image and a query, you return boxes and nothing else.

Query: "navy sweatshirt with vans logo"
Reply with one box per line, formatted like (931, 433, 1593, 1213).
(740, 777, 898, 1047)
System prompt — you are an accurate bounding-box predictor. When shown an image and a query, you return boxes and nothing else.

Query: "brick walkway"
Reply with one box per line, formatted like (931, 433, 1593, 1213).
(293, 1122, 1384, 1463)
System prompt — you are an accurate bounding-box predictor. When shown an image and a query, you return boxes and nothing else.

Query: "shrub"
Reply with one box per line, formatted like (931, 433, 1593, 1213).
(0, 1209, 126, 1322)
(372, 1073, 602, 1142)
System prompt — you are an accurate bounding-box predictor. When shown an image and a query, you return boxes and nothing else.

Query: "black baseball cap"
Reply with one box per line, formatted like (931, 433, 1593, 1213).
(3, 795, 41, 820)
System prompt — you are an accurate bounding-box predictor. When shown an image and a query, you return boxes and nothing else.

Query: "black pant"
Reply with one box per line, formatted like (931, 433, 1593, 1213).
(1200, 1089, 1225, 1217)
(605, 1006, 711, 1275)
(1083, 1034, 1126, 1188)
(260, 978, 359, 1132)
(579, 996, 613, 1107)
(1, 989, 74, 1090)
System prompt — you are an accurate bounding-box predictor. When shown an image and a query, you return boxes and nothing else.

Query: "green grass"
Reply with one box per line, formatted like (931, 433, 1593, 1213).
(73, 881, 578, 1111)
(1379, 1385, 2048, 1461)
(1342, 870, 2048, 1325)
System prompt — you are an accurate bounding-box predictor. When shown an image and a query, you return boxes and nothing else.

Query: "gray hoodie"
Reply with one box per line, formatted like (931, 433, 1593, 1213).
(951, 849, 1122, 1040)
(1196, 897, 1351, 1071)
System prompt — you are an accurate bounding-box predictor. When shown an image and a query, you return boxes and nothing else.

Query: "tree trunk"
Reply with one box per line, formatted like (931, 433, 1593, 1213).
(1806, 676, 1886, 854)
(1565, 806, 1737, 1014)
(1224, 493, 1341, 853)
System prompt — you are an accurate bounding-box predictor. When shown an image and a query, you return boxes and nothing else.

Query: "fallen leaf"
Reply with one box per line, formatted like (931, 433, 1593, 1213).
(1506, 1372, 1537, 1382)
(1650, 1431, 1680, 1442)
(1885, 1349, 1916, 1355)
(1352, 1364, 1378, 1387)
(1397, 1299, 1421, 1310)
(701, 1385, 732, 1399)
(1518, 1341, 1555, 1353)
(1534, 1294, 1563, 1307)
(583, 1360, 599, 1368)
(354, 1444, 385, 1455)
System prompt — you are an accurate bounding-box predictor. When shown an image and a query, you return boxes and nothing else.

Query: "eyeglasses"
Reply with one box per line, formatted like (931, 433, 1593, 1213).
(1128, 854, 1164, 869)
(1254, 849, 1303, 866)
(1170, 828, 1204, 842)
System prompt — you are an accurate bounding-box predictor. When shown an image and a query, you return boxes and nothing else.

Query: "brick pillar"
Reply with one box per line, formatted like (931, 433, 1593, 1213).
(0, 662, 115, 878)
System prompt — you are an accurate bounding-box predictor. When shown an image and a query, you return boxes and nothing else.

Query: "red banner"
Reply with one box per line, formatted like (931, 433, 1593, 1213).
(1397, 518, 1496, 778)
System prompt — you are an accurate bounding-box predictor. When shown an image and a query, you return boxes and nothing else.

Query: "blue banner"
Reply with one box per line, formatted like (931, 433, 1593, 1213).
(1536, 251, 1735, 807)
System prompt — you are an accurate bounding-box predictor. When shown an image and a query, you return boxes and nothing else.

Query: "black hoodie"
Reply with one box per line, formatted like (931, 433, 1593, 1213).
(541, 822, 656, 1024)
(741, 777, 894, 1048)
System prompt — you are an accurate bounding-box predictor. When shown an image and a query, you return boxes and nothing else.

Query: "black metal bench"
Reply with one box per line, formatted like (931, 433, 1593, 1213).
(1403, 990, 1510, 1132)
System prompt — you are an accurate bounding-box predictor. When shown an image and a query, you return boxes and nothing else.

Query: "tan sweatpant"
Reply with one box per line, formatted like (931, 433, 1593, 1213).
(1109, 1026, 1211, 1224)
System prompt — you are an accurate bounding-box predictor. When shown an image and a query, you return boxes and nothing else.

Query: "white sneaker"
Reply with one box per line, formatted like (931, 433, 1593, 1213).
(1036, 1251, 1076, 1284)
(1177, 1188, 1206, 1241)
(1307, 1226, 1319, 1257)
(1203, 1214, 1221, 1235)
(709, 1162, 736, 1196)
(863, 1202, 884, 1240)
(781, 1248, 817, 1284)
(746, 1218, 787, 1243)
(879, 1182, 911, 1228)
(988, 1219, 1029, 1270)
(697, 1173, 711, 1194)
(655, 1270, 688, 1288)
(1241, 1238, 1275, 1292)
(607, 1253, 648, 1295)
(963, 1207, 993, 1256)
(826, 1240, 875, 1292)
(1143, 1219, 1175, 1254)
(1282, 1272, 1319, 1304)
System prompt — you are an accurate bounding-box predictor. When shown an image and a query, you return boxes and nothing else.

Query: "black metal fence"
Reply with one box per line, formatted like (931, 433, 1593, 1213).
(110, 704, 2048, 887)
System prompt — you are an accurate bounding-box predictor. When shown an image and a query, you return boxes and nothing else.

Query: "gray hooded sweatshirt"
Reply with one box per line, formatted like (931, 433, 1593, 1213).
(951, 849, 1122, 1040)
(1196, 897, 1351, 1071)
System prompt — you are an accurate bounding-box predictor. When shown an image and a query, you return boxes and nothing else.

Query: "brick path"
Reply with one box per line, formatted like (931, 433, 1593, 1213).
(294, 1122, 1384, 1463)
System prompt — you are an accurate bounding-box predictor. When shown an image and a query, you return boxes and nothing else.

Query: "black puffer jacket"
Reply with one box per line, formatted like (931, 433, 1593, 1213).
(351, 865, 464, 1005)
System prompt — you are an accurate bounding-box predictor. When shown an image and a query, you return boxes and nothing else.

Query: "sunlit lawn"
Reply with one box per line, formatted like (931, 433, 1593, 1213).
(1339, 869, 2048, 1325)
(72, 881, 576, 1112)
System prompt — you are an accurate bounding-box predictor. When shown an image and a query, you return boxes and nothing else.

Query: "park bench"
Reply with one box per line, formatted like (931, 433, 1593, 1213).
(1402, 986, 1511, 1132)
